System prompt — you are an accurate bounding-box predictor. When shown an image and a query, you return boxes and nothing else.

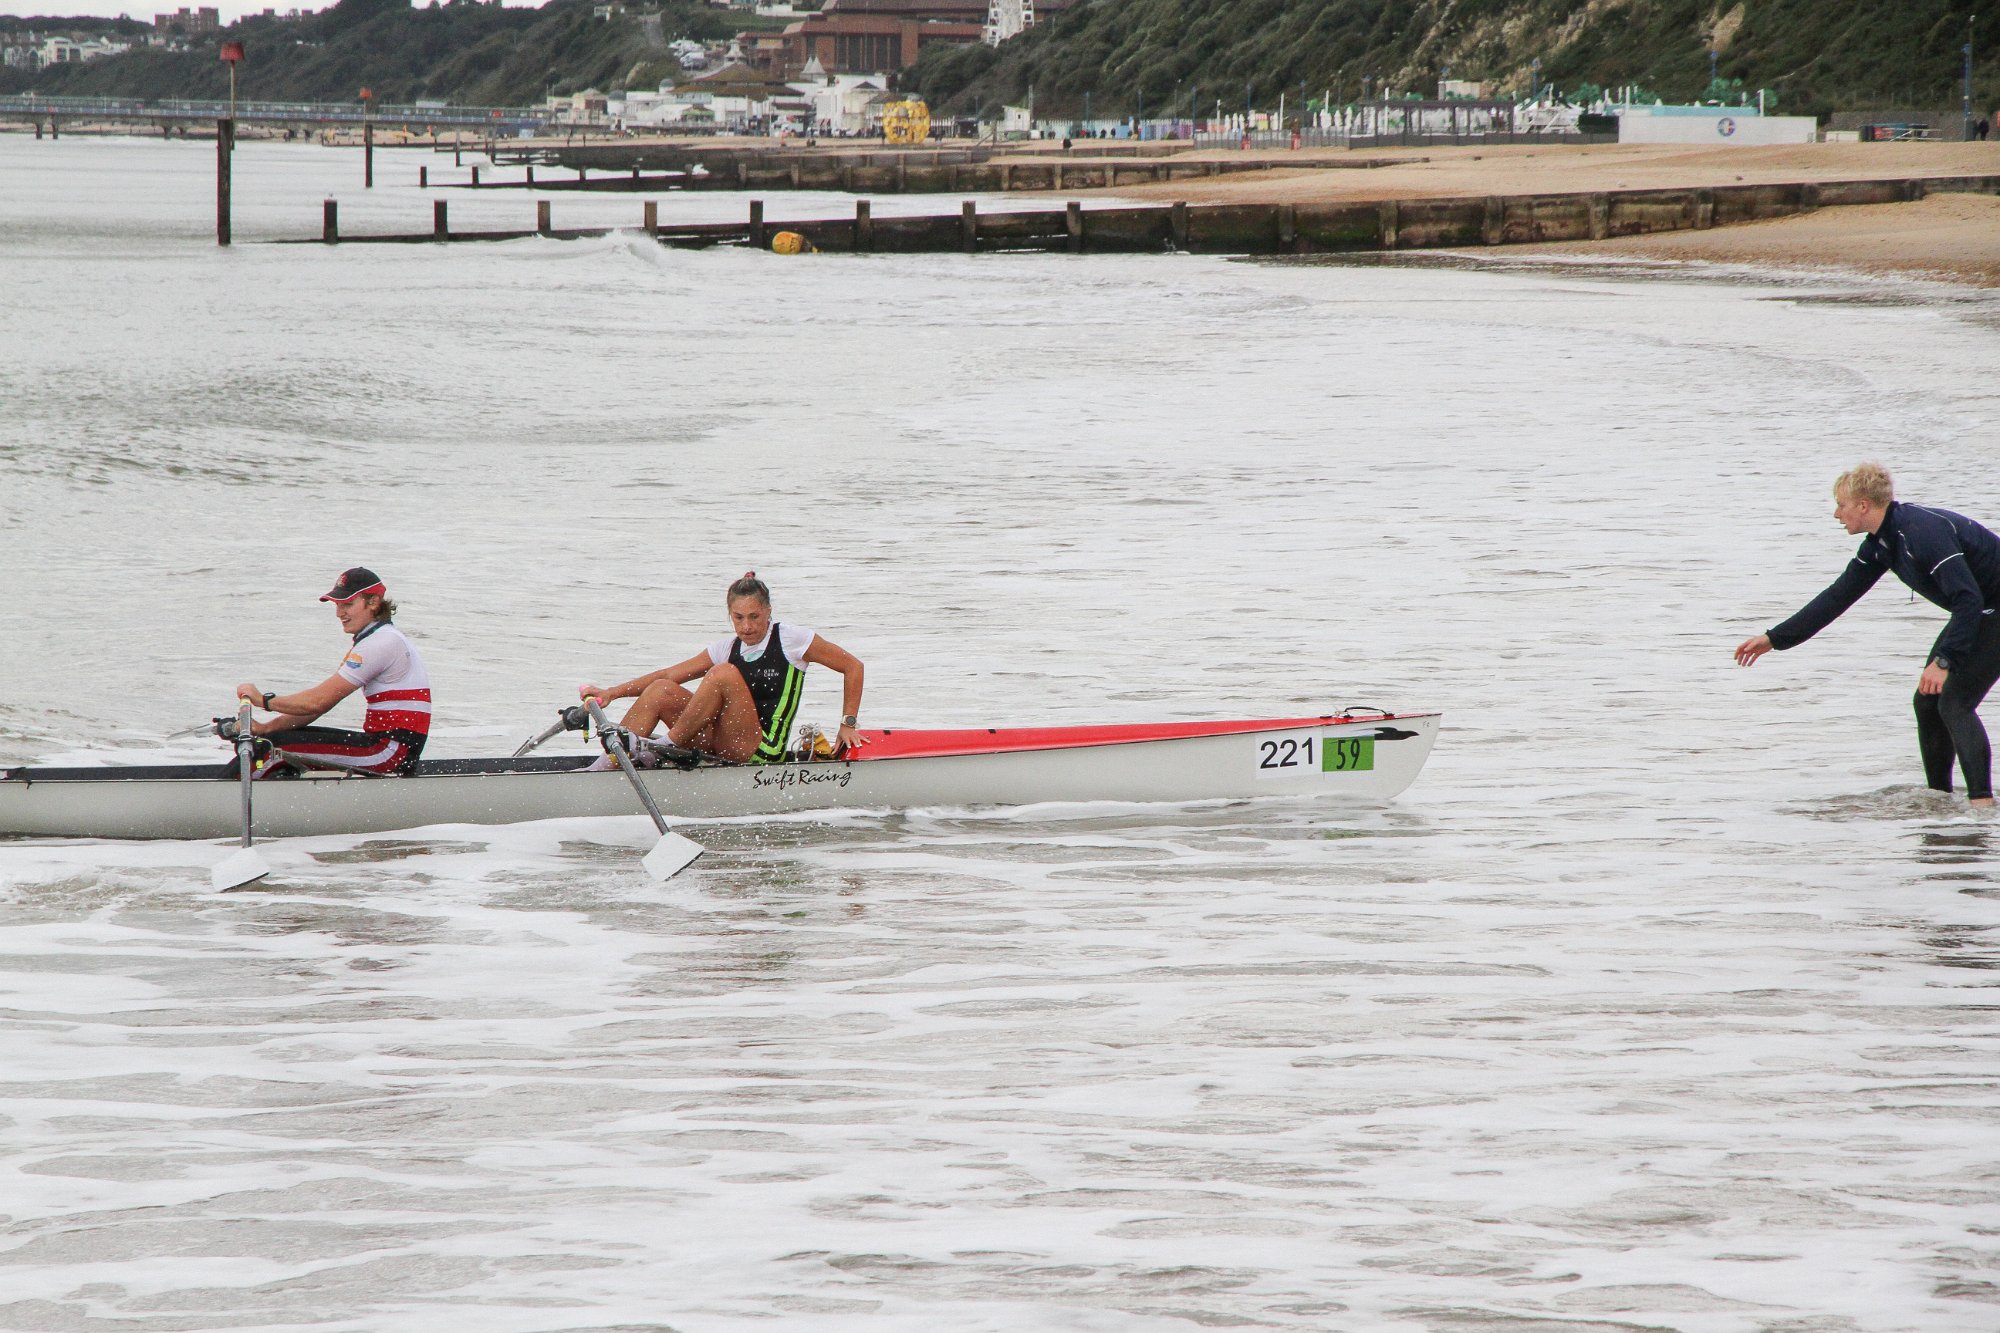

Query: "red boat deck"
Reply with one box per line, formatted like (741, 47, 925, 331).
(852, 714, 1408, 761)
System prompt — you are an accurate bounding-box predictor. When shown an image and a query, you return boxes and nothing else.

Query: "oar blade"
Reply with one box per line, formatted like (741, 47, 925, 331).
(642, 831, 704, 882)
(212, 845, 271, 892)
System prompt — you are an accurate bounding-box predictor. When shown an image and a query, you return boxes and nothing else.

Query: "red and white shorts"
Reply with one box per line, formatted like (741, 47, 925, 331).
(263, 726, 424, 777)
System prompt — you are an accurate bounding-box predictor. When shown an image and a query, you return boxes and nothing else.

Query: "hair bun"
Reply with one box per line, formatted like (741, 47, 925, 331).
(743, 570, 756, 579)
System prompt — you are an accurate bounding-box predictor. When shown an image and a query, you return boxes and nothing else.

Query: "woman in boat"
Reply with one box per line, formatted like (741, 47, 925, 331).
(579, 572, 864, 764)
(230, 566, 432, 776)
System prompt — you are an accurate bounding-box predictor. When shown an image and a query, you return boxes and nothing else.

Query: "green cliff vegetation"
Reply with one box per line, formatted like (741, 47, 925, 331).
(906, 0, 2000, 120)
(0, 0, 762, 104)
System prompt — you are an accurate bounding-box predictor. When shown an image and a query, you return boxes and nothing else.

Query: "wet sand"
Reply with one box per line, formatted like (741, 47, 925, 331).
(1079, 141, 2000, 203)
(1078, 141, 2000, 287)
(1497, 192, 2000, 288)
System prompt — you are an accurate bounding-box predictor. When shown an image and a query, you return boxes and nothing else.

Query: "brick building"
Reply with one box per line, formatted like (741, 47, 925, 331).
(154, 7, 221, 36)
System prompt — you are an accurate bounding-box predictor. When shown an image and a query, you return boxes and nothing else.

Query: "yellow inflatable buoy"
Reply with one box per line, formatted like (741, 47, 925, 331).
(771, 230, 811, 255)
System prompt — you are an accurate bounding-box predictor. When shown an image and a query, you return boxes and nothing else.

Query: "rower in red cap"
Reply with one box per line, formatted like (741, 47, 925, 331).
(227, 566, 432, 777)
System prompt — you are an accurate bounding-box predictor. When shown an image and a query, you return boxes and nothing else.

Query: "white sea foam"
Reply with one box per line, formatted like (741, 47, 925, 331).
(1, 134, 1998, 1331)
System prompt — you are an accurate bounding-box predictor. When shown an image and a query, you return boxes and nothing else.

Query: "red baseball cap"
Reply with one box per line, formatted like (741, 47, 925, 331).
(320, 566, 386, 602)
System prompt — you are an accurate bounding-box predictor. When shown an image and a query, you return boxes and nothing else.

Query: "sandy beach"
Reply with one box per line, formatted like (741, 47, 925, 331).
(1078, 141, 2000, 286)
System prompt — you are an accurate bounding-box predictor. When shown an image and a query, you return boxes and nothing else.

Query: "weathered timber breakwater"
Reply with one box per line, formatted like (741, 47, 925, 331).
(290, 175, 2000, 258)
(439, 151, 1416, 195)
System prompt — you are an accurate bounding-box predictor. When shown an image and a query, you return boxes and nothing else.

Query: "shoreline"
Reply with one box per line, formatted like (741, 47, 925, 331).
(1481, 193, 2000, 289)
(1074, 142, 2000, 290)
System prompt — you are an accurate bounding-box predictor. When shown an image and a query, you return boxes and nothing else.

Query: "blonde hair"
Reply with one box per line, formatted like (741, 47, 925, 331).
(1834, 462, 1894, 507)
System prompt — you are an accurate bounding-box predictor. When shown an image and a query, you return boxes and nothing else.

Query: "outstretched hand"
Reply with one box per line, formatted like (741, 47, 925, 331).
(1734, 634, 1773, 668)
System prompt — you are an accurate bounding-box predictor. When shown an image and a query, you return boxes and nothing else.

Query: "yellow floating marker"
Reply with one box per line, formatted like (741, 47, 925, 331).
(770, 230, 811, 254)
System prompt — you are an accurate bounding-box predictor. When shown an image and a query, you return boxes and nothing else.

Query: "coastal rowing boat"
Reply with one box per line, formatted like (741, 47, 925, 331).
(0, 711, 1440, 841)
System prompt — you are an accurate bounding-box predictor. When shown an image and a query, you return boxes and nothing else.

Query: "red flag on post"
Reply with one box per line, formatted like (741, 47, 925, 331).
(220, 40, 244, 63)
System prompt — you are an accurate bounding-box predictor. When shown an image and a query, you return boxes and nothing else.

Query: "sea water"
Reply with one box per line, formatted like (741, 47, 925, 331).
(2, 134, 1998, 1332)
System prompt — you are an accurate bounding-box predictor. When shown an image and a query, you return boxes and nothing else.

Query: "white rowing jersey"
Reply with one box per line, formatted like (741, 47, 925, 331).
(337, 621, 432, 737)
(706, 623, 816, 669)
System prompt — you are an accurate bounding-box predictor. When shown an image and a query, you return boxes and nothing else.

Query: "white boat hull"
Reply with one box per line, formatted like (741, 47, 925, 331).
(0, 713, 1440, 841)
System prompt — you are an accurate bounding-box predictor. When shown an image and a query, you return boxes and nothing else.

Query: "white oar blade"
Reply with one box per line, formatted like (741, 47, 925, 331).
(212, 846, 272, 892)
(642, 832, 704, 882)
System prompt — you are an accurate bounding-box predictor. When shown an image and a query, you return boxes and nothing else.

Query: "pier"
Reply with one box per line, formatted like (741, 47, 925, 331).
(0, 94, 545, 138)
(289, 174, 2000, 257)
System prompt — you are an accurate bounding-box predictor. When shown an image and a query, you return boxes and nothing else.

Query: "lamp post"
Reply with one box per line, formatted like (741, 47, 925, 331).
(1965, 13, 1977, 142)
(217, 38, 243, 246)
(1708, 48, 1718, 96)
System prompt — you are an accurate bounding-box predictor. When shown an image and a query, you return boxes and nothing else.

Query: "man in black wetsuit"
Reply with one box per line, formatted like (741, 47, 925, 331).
(1735, 463, 2000, 808)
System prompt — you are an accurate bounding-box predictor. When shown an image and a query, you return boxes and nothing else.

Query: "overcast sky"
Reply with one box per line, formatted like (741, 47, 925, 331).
(3, 0, 543, 23)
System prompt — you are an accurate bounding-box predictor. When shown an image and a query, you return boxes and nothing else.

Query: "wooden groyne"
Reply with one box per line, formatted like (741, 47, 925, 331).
(285, 176, 2000, 255)
(425, 151, 1416, 195)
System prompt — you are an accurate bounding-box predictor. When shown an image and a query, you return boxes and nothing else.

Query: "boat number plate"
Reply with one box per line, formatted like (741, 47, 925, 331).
(1256, 733, 1373, 776)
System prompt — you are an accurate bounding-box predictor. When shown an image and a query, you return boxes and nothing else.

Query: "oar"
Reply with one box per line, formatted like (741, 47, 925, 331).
(512, 703, 589, 759)
(212, 702, 271, 891)
(582, 699, 703, 880)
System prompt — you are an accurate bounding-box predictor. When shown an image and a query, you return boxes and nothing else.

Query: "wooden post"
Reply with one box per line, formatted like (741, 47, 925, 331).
(1170, 200, 1189, 250)
(1002, 162, 1014, 191)
(526, 166, 535, 186)
(434, 199, 449, 240)
(737, 160, 749, 187)
(215, 118, 234, 247)
(960, 199, 977, 252)
(749, 199, 765, 248)
(630, 166, 639, 182)
(644, 200, 658, 234)
(1066, 200, 1083, 253)
(1054, 161, 1063, 190)
(537, 200, 551, 234)
(1482, 195, 1503, 245)
(322, 197, 339, 244)
(897, 158, 907, 192)
(1695, 187, 1715, 229)
(1588, 192, 1610, 240)
(419, 165, 428, 188)
(364, 118, 374, 189)
(1276, 203, 1296, 251)
(577, 168, 586, 182)
(471, 166, 481, 186)
(1377, 199, 1399, 249)
(854, 198, 873, 251)
(453, 133, 461, 166)
(791, 162, 802, 188)
(49, 119, 58, 139)
(33, 119, 42, 140)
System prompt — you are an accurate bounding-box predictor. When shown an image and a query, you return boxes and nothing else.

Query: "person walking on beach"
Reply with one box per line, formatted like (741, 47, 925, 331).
(1734, 464, 2000, 807)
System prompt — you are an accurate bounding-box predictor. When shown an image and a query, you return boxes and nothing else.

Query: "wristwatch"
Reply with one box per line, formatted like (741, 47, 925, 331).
(1932, 657, 1953, 672)
(840, 714, 858, 728)
(262, 691, 276, 709)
